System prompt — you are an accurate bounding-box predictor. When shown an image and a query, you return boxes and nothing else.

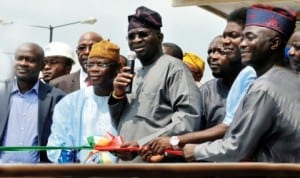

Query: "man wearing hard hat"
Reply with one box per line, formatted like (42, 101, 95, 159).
(42, 41, 75, 83)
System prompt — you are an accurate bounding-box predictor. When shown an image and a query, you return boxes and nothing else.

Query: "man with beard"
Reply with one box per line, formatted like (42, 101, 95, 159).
(50, 32, 103, 94)
(108, 6, 201, 163)
(0, 42, 65, 163)
(198, 34, 244, 130)
(184, 4, 300, 163)
(47, 40, 121, 163)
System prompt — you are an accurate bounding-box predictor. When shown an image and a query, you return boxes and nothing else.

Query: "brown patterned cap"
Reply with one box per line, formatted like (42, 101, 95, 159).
(88, 40, 120, 62)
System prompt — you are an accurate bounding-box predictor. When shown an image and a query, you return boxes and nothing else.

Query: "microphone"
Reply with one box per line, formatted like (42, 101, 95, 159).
(125, 51, 136, 93)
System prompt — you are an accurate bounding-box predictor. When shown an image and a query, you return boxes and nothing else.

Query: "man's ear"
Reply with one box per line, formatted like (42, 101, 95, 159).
(64, 65, 72, 74)
(270, 35, 282, 50)
(157, 32, 164, 43)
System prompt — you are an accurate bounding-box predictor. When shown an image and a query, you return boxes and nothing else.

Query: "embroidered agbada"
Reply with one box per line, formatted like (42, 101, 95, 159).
(194, 67, 300, 162)
(109, 54, 201, 162)
(47, 86, 117, 163)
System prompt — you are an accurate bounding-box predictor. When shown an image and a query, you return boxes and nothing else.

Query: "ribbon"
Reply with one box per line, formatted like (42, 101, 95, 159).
(90, 132, 183, 156)
(0, 132, 183, 157)
(93, 146, 183, 156)
(0, 146, 92, 151)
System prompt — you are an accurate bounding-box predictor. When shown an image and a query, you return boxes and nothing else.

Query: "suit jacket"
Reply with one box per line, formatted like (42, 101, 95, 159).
(49, 70, 80, 94)
(0, 80, 65, 162)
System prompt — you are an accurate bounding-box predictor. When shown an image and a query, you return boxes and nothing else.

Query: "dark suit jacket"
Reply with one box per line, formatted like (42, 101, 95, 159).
(49, 70, 80, 94)
(0, 80, 65, 162)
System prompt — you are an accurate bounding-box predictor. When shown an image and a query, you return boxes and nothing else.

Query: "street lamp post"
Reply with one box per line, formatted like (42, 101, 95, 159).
(30, 17, 97, 42)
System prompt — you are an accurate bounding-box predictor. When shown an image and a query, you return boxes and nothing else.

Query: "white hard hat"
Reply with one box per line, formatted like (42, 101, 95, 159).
(44, 41, 75, 64)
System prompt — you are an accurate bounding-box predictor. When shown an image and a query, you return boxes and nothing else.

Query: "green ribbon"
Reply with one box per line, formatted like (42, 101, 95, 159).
(0, 146, 93, 151)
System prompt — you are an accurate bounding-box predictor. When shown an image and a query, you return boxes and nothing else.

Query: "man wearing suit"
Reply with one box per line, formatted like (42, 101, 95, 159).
(50, 32, 103, 94)
(0, 42, 65, 163)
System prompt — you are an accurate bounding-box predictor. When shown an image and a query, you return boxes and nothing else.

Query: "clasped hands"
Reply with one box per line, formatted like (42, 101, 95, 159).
(111, 137, 198, 162)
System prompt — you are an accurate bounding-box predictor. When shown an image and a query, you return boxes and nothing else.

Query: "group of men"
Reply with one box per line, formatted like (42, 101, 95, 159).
(0, 3, 299, 164)
(109, 4, 300, 163)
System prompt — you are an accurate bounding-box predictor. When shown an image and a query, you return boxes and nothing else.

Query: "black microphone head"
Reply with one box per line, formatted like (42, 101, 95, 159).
(125, 51, 136, 93)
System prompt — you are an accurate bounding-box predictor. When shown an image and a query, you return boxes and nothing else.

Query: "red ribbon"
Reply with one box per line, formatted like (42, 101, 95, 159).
(94, 132, 183, 156)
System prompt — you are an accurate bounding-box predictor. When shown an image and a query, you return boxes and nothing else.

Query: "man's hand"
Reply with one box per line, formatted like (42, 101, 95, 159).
(183, 144, 197, 162)
(111, 141, 139, 161)
(140, 146, 165, 163)
(113, 66, 134, 97)
(148, 136, 172, 155)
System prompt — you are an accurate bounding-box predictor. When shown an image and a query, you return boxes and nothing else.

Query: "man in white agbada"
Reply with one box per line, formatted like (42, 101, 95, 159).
(47, 40, 120, 163)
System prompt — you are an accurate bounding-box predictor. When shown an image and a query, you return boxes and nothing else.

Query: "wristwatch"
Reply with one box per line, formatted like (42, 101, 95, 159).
(169, 136, 180, 150)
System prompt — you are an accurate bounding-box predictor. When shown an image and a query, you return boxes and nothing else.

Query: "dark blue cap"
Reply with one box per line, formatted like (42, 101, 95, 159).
(128, 6, 162, 31)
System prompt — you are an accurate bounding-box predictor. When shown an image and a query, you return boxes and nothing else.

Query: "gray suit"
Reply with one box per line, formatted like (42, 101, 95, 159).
(0, 80, 65, 162)
(49, 70, 80, 94)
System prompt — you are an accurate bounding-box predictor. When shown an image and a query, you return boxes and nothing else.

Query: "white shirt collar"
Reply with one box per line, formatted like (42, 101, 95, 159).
(79, 68, 89, 89)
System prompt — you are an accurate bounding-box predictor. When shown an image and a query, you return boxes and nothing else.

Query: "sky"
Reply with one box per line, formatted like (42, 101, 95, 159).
(0, 0, 226, 82)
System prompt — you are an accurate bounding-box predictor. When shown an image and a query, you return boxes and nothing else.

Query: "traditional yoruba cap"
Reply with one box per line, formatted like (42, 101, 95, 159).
(88, 40, 120, 62)
(246, 4, 296, 40)
(44, 41, 75, 64)
(128, 6, 162, 31)
(183, 52, 205, 74)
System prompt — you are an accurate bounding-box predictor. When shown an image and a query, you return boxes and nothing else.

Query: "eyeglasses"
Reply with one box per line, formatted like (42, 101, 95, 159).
(44, 60, 66, 66)
(85, 62, 116, 69)
(127, 31, 152, 40)
(77, 44, 93, 52)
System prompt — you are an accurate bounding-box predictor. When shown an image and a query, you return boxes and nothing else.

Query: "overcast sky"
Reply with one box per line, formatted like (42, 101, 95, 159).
(0, 0, 226, 82)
